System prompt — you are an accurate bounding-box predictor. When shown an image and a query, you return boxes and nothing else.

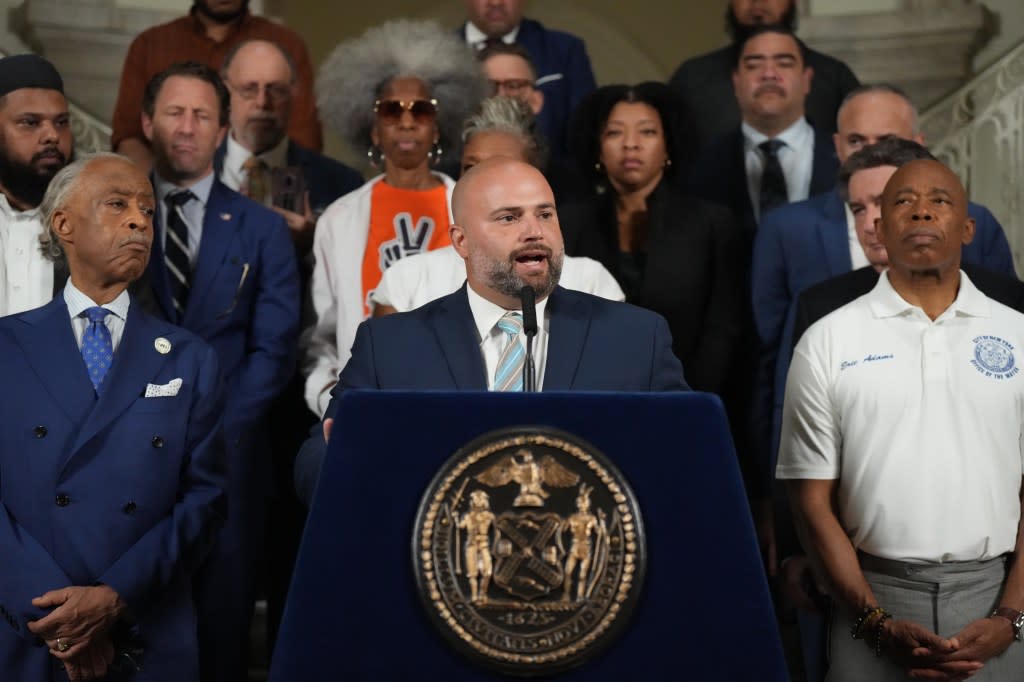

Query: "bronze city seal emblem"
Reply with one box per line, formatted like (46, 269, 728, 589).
(412, 427, 646, 675)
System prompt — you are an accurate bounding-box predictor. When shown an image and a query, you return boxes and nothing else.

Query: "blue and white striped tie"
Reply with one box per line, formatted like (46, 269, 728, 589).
(493, 312, 524, 392)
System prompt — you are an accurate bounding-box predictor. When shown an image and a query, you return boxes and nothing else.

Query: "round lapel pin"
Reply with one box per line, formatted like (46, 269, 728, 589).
(154, 337, 171, 354)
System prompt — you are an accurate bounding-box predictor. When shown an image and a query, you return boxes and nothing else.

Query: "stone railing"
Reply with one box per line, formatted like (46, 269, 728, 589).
(69, 102, 112, 154)
(920, 41, 1024, 272)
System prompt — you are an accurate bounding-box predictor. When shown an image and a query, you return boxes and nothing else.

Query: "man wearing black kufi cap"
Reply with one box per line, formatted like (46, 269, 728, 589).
(0, 53, 72, 317)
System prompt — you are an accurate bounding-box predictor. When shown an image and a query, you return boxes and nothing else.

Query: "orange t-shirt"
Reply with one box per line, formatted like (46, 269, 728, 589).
(362, 181, 451, 315)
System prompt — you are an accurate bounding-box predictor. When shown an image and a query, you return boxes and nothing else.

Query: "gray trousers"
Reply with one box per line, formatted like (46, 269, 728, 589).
(827, 554, 1024, 682)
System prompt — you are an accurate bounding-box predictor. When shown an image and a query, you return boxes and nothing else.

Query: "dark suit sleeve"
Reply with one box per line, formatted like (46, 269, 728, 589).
(225, 214, 301, 431)
(294, 320, 378, 506)
(971, 206, 1017, 278)
(98, 344, 226, 616)
(650, 314, 689, 391)
(790, 294, 816, 355)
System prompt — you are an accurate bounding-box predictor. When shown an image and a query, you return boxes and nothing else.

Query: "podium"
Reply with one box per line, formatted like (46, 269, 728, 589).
(272, 391, 788, 681)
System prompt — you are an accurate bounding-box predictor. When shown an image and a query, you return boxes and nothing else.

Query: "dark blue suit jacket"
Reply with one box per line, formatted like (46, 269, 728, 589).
(0, 297, 225, 680)
(213, 138, 363, 217)
(294, 285, 688, 503)
(688, 124, 839, 236)
(463, 18, 596, 158)
(751, 188, 1017, 483)
(147, 178, 300, 439)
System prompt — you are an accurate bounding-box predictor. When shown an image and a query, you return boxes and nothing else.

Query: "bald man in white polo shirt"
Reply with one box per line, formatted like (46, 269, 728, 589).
(778, 158, 1024, 681)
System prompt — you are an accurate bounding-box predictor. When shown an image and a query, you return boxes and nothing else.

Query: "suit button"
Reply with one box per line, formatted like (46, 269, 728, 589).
(152, 436, 164, 448)
(123, 501, 137, 514)
(55, 494, 70, 507)
(34, 425, 47, 438)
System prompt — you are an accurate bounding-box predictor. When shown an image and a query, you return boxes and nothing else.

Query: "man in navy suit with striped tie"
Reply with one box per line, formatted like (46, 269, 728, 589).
(140, 61, 299, 681)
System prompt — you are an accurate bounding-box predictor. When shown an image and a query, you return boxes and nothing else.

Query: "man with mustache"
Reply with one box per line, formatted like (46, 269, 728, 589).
(0, 153, 226, 681)
(141, 61, 299, 681)
(294, 158, 687, 506)
(111, 0, 322, 173)
(778, 157, 1024, 681)
(214, 37, 362, 659)
(690, 25, 839, 235)
(669, 0, 858, 149)
(0, 53, 72, 318)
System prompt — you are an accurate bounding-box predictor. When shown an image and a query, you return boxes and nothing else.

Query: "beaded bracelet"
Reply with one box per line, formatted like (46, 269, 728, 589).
(874, 612, 894, 657)
(851, 606, 884, 640)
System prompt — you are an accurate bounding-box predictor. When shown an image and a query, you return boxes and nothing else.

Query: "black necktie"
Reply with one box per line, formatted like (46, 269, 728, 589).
(164, 190, 194, 318)
(758, 139, 788, 221)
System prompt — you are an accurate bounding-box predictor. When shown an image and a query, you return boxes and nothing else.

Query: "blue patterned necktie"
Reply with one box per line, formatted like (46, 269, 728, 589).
(494, 312, 525, 392)
(81, 306, 113, 393)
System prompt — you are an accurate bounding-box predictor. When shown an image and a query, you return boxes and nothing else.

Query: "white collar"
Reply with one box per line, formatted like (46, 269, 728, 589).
(0, 192, 40, 219)
(153, 170, 215, 207)
(741, 116, 812, 152)
(225, 132, 289, 175)
(465, 21, 519, 47)
(466, 282, 549, 342)
(63, 277, 130, 321)
(868, 269, 991, 321)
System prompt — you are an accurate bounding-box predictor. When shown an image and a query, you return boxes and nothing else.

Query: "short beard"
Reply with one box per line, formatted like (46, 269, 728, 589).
(0, 147, 68, 208)
(726, 4, 797, 43)
(474, 244, 564, 301)
(194, 0, 248, 24)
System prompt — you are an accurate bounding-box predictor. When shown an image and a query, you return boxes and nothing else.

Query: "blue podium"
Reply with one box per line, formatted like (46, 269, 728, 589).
(272, 391, 787, 681)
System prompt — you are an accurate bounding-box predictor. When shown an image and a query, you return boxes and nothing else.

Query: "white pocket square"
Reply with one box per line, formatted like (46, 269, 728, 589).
(145, 378, 182, 398)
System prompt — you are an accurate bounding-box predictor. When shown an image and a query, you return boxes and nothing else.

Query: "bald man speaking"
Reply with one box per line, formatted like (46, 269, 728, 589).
(295, 159, 687, 503)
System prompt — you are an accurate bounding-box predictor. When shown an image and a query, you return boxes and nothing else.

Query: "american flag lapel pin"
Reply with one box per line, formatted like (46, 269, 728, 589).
(220, 212, 231, 221)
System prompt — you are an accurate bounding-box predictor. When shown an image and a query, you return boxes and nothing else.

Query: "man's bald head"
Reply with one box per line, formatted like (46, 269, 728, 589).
(450, 158, 563, 308)
(877, 158, 974, 277)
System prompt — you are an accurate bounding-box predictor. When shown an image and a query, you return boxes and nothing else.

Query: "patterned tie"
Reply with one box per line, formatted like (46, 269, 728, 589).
(493, 312, 525, 392)
(758, 139, 789, 221)
(81, 306, 113, 393)
(164, 190, 194, 318)
(243, 156, 269, 204)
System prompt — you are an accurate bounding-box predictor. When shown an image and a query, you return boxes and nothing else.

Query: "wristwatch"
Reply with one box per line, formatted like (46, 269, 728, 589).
(991, 607, 1024, 641)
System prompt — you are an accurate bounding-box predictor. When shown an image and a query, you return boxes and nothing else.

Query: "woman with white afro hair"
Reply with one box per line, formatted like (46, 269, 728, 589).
(304, 19, 487, 416)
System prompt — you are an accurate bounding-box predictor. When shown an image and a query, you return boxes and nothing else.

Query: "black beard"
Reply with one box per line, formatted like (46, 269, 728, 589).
(486, 249, 563, 302)
(726, 4, 798, 43)
(193, 0, 248, 24)
(0, 147, 68, 208)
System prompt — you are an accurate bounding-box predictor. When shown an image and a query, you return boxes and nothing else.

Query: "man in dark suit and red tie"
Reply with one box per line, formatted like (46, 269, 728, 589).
(0, 152, 226, 681)
(140, 61, 299, 681)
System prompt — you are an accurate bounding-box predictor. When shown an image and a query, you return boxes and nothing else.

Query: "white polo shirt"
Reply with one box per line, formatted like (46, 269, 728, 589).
(777, 271, 1024, 563)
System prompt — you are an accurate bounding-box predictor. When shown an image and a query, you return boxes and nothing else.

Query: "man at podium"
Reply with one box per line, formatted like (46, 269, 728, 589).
(295, 159, 688, 504)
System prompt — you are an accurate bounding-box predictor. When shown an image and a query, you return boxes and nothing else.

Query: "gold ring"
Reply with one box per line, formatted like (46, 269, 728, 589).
(56, 637, 70, 652)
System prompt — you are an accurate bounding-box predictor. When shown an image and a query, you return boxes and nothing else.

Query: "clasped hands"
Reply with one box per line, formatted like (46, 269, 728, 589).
(880, 616, 1014, 681)
(27, 585, 126, 681)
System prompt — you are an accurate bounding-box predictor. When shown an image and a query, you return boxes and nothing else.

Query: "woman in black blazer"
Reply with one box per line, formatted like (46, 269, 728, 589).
(560, 82, 748, 399)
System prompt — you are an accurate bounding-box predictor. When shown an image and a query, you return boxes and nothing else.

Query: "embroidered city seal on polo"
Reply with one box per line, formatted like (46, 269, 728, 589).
(971, 335, 1019, 379)
(412, 426, 646, 676)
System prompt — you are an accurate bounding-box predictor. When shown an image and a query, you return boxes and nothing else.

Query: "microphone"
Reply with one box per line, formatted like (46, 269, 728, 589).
(519, 286, 538, 392)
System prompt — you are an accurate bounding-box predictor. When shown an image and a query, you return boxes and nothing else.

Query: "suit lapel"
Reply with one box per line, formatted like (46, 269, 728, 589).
(731, 131, 756, 232)
(431, 286, 487, 389)
(543, 287, 589, 390)
(12, 298, 95, 422)
(186, 181, 241, 324)
(809, 127, 839, 196)
(68, 304, 169, 460)
(818, 191, 853, 276)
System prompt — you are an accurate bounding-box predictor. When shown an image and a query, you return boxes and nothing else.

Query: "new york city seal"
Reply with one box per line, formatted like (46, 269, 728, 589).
(412, 427, 646, 675)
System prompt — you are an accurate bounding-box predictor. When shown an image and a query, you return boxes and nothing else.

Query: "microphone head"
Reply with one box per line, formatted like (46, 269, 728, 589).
(519, 285, 538, 335)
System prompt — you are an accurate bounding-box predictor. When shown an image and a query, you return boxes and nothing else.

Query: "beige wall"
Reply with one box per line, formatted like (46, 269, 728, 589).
(270, 1, 727, 161)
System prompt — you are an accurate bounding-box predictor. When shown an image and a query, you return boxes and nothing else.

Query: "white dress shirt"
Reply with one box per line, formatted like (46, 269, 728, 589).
(153, 172, 215, 268)
(464, 21, 520, 50)
(845, 202, 870, 270)
(0, 193, 53, 317)
(466, 283, 549, 390)
(64, 278, 130, 352)
(742, 117, 814, 223)
(220, 133, 289, 207)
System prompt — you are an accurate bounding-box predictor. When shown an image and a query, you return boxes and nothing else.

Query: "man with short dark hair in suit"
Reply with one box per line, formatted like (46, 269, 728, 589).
(689, 25, 839, 235)
(294, 159, 687, 505)
(0, 54, 72, 317)
(141, 61, 299, 681)
(0, 153, 225, 681)
(458, 0, 596, 158)
(214, 37, 362, 657)
(669, 0, 858, 148)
